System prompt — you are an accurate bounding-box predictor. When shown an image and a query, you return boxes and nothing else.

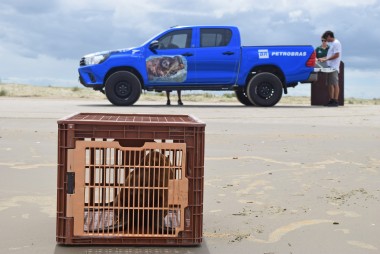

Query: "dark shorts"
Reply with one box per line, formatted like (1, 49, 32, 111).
(327, 71, 339, 86)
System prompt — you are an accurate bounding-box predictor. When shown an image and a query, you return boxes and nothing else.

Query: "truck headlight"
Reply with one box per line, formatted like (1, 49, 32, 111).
(83, 53, 110, 66)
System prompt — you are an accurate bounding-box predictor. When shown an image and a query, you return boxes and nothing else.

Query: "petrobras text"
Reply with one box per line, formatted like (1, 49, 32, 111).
(271, 51, 307, 57)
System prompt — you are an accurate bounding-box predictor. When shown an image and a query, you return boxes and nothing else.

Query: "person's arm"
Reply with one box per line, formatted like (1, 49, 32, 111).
(320, 52, 340, 62)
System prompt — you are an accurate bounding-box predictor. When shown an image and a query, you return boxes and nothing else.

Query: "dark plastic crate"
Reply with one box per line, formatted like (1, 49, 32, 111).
(311, 61, 344, 106)
(56, 113, 205, 246)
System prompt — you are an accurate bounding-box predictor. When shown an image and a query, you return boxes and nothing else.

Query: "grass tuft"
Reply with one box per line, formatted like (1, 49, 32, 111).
(0, 89, 8, 96)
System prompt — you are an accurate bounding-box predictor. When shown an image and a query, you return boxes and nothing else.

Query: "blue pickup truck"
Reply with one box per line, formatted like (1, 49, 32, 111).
(78, 26, 316, 106)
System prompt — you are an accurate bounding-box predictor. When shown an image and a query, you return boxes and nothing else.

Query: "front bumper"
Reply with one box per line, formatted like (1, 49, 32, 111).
(78, 74, 104, 91)
(78, 75, 95, 88)
(78, 65, 106, 89)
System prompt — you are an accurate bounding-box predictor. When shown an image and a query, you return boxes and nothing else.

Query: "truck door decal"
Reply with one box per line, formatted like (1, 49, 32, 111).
(146, 55, 187, 82)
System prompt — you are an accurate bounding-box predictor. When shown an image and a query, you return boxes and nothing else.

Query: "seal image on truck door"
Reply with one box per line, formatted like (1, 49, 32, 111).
(146, 55, 187, 82)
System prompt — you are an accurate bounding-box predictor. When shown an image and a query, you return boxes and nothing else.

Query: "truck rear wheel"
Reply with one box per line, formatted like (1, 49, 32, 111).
(235, 90, 254, 106)
(105, 71, 141, 106)
(247, 73, 283, 107)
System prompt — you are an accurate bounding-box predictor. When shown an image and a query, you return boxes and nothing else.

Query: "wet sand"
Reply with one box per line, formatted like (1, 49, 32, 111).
(0, 97, 379, 254)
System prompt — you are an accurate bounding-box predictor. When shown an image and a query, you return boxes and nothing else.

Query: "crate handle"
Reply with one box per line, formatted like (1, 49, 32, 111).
(67, 172, 75, 194)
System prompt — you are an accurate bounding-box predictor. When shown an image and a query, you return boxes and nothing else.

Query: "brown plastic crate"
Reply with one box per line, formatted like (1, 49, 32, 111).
(311, 61, 344, 106)
(56, 113, 205, 246)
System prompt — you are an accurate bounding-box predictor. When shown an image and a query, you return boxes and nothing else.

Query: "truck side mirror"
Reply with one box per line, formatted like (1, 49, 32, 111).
(149, 40, 159, 53)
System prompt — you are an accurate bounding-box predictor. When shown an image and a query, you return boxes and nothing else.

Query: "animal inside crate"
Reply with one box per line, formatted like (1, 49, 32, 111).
(66, 140, 188, 237)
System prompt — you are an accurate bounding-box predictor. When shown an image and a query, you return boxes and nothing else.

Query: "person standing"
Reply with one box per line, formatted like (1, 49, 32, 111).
(166, 90, 183, 105)
(319, 30, 342, 107)
(316, 37, 329, 60)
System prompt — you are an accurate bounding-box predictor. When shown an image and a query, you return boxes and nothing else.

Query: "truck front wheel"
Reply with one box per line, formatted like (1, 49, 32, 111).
(105, 71, 141, 106)
(247, 73, 283, 107)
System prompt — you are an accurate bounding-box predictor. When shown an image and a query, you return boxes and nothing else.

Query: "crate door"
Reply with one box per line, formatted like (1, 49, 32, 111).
(66, 141, 188, 237)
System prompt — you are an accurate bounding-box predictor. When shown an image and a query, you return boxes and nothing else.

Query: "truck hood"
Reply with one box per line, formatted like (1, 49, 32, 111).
(83, 47, 141, 58)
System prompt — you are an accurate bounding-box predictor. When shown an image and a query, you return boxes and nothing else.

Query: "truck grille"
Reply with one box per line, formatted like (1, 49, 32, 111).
(80, 57, 86, 66)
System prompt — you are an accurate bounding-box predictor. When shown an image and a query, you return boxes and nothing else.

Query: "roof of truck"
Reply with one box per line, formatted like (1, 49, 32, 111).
(170, 25, 238, 29)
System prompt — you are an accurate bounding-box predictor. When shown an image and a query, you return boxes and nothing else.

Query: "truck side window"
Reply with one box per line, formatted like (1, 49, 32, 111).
(200, 28, 232, 47)
(158, 29, 192, 50)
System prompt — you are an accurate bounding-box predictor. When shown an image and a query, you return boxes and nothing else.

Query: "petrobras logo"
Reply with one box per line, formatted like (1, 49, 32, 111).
(258, 49, 269, 59)
(271, 51, 307, 57)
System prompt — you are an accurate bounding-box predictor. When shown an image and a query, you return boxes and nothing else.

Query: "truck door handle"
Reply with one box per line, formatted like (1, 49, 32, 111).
(182, 52, 194, 57)
(223, 51, 235, 55)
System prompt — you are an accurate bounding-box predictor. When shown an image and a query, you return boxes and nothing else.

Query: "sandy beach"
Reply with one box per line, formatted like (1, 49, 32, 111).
(0, 96, 379, 254)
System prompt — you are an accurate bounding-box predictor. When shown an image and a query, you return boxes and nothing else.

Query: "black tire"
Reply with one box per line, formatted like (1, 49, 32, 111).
(235, 90, 254, 106)
(247, 72, 283, 107)
(105, 71, 141, 106)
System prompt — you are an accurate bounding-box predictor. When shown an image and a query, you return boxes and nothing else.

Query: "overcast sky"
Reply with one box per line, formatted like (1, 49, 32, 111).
(1, 0, 379, 98)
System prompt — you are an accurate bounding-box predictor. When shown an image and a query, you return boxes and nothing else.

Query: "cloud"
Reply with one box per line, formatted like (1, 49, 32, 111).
(0, 0, 57, 14)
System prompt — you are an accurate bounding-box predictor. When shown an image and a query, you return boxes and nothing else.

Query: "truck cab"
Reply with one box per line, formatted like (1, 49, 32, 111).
(144, 26, 241, 87)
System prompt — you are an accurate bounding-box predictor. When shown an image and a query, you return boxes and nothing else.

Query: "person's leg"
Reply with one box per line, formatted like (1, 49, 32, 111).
(166, 91, 171, 105)
(334, 84, 340, 101)
(325, 73, 333, 105)
(331, 71, 340, 105)
(328, 85, 334, 101)
(177, 90, 183, 105)
(325, 71, 339, 106)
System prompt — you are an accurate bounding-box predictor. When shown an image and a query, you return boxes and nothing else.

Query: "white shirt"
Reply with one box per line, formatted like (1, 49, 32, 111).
(327, 39, 342, 72)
